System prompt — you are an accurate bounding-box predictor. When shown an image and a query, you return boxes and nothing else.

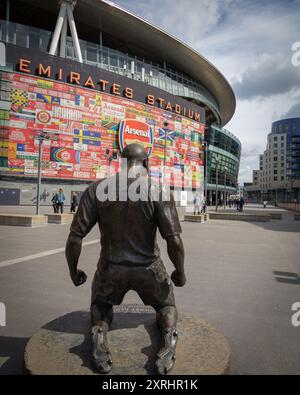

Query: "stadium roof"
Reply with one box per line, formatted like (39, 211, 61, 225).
(5, 0, 236, 126)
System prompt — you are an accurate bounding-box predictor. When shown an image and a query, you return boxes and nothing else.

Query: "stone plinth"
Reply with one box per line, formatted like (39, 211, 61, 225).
(24, 305, 230, 376)
(184, 214, 205, 223)
(269, 213, 282, 220)
(45, 213, 74, 224)
(209, 212, 271, 222)
(0, 214, 48, 227)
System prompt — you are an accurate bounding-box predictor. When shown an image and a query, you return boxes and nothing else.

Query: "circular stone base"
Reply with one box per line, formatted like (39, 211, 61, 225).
(24, 305, 230, 375)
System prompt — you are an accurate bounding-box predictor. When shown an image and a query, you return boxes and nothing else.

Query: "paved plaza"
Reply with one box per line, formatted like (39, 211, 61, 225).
(0, 204, 300, 375)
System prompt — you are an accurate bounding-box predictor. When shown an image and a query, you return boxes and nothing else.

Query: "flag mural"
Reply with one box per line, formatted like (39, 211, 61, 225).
(0, 71, 205, 188)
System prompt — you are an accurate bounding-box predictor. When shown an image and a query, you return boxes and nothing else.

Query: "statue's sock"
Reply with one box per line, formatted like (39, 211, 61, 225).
(156, 327, 178, 375)
(91, 325, 113, 374)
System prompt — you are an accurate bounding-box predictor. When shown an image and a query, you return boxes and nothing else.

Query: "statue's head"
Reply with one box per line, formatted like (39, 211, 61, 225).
(121, 144, 148, 172)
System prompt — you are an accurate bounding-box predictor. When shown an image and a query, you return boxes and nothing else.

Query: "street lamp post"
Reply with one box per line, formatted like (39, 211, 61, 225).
(35, 132, 51, 215)
(215, 158, 220, 212)
(224, 166, 228, 210)
(162, 120, 169, 183)
(105, 149, 118, 177)
(202, 141, 208, 205)
(5, 0, 10, 43)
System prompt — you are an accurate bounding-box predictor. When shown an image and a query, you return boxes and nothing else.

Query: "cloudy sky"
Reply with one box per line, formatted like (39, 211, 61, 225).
(113, 0, 300, 183)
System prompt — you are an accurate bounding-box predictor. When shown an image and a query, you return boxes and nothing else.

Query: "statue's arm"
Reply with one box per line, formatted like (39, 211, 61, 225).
(166, 235, 186, 287)
(65, 184, 98, 287)
(155, 190, 186, 287)
(65, 232, 87, 287)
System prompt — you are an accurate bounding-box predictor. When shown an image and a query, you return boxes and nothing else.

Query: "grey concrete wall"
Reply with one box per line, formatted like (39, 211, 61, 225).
(0, 180, 90, 206)
(0, 180, 201, 207)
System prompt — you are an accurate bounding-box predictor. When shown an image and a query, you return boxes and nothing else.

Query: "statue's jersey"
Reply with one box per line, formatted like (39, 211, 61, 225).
(70, 173, 182, 267)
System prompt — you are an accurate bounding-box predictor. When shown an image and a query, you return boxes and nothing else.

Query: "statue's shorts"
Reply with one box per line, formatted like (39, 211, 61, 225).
(91, 259, 176, 313)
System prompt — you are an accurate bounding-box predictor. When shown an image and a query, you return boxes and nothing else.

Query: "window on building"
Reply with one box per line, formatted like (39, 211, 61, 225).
(86, 44, 98, 64)
(274, 157, 278, 161)
(16, 25, 28, 47)
(29, 31, 40, 50)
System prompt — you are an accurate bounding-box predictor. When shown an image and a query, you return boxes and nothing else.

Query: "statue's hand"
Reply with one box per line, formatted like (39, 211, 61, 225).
(70, 269, 87, 287)
(171, 270, 186, 287)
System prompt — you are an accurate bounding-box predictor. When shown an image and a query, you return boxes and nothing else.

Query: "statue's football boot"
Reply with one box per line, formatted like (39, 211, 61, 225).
(91, 326, 113, 374)
(155, 328, 178, 375)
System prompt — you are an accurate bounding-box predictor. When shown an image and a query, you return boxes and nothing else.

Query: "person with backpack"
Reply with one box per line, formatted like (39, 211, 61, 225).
(52, 188, 66, 214)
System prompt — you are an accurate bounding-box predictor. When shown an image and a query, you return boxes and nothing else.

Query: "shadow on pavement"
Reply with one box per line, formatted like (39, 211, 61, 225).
(43, 309, 160, 375)
(0, 336, 29, 375)
(273, 271, 300, 285)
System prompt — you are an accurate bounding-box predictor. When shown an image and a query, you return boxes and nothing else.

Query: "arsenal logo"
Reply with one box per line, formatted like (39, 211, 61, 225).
(119, 119, 153, 157)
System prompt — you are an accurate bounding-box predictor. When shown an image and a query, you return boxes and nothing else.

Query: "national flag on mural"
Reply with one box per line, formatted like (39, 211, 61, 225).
(11, 105, 36, 120)
(73, 129, 101, 146)
(11, 89, 28, 106)
(36, 93, 51, 104)
(157, 128, 175, 144)
(51, 97, 61, 105)
(101, 119, 120, 131)
(17, 143, 26, 152)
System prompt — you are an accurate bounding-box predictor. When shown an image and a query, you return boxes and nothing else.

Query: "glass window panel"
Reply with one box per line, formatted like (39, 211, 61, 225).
(100, 48, 108, 68)
(87, 44, 98, 63)
(29, 31, 40, 50)
(109, 54, 118, 67)
(4, 23, 15, 44)
(66, 45, 75, 59)
(40, 31, 51, 52)
(16, 25, 28, 47)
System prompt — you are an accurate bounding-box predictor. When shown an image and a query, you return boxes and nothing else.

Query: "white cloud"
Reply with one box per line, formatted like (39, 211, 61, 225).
(232, 54, 300, 99)
(115, 0, 227, 41)
(283, 100, 300, 119)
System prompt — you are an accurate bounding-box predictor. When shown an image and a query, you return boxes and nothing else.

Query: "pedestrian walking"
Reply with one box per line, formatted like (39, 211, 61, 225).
(201, 198, 207, 214)
(194, 193, 201, 215)
(239, 196, 245, 212)
(51, 193, 58, 213)
(53, 188, 65, 214)
(70, 192, 78, 213)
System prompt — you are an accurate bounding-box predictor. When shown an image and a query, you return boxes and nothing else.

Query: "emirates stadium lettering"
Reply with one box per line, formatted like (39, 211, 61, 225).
(17, 58, 203, 122)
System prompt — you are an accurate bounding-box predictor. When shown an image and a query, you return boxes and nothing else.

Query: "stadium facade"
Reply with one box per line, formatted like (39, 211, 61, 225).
(0, 0, 240, 206)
